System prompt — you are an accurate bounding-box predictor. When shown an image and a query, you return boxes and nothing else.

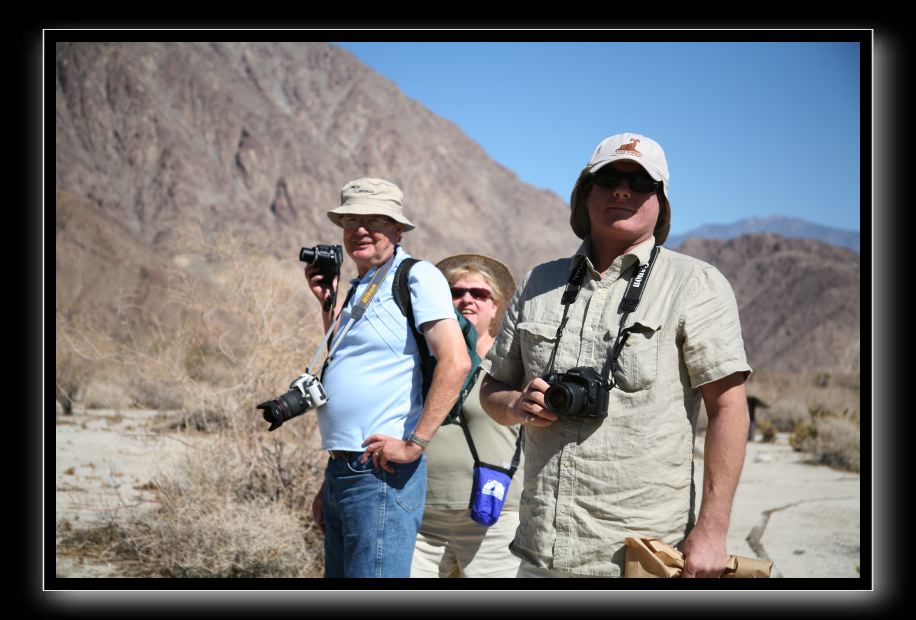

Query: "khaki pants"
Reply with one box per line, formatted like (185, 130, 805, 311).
(411, 506, 521, 578)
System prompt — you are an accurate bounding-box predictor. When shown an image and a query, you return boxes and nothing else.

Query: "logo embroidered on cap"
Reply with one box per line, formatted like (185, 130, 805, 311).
(616, 138, 642, 157)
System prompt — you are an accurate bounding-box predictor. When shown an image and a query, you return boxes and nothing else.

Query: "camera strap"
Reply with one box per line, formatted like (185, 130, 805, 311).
(543, 257, 588, 376)
(544, 246, 660, 383)
(307, 250, 398, 374)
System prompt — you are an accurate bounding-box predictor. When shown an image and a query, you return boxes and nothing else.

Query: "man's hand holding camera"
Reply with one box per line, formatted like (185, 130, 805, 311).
(305, 264, 340, 329)
(509, 378, 558, 427)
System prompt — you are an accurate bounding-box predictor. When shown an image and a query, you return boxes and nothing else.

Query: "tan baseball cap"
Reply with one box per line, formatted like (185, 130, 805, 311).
(569, 133, 671, 244)
(327, 177, 416, 231)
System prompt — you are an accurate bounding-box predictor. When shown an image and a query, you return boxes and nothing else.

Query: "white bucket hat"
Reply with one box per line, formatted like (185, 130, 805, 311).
(569, 133, 671, 244)
(327, 177, 416, 231)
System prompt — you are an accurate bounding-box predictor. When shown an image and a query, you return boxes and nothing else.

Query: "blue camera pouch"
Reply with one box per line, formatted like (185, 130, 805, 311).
(469, 463, 513, 526)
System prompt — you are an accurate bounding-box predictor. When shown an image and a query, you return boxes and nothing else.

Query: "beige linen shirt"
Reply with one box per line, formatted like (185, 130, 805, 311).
(482, 236, 751, 576)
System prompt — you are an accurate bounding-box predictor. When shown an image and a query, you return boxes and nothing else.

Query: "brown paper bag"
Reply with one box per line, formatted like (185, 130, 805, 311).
(624, 537, 773, 578)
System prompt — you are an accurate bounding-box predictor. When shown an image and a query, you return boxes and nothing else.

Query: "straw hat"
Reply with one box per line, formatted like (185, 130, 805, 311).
(435, 254, 517, 337)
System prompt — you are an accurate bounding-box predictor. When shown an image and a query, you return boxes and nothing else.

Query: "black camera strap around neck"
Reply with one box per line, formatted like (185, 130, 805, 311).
(543, 246, 660, 382)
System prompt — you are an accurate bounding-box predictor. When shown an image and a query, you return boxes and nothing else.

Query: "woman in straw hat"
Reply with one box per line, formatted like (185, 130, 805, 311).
(410, 254, 524, 578)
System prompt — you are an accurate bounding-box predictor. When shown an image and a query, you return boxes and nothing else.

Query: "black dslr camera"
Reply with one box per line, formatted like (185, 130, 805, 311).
(300, 244, 343, 312)
(256, 372, 329, 431)
(542, 367, 610, 418)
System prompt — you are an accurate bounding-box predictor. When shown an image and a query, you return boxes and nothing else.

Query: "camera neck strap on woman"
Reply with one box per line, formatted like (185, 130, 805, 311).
(544, 246, 660, 383)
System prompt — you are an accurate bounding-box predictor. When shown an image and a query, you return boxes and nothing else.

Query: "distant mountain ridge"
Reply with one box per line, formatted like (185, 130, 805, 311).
(675, 234, 859, 376)
(667, 216, 860, 253)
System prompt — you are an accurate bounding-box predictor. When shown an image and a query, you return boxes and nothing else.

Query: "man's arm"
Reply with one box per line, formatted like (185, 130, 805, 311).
(680, 371, 749, 578)
(361, 318, 471, 470)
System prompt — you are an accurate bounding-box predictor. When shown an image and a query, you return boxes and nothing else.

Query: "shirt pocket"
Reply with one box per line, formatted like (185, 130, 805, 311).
(367, 298, 410, 356)
(610, 320, 662, 392)
(517, 321, 559, 378)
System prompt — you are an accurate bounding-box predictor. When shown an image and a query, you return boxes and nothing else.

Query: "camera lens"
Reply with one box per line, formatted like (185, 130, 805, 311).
(545, 383, 587, 415)
(277, 388, 308, 420)
(300, 247, 317, 264)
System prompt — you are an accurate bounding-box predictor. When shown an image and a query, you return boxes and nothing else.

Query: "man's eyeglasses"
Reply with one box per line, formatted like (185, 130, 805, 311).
(339, 215, 397, 231)
(450, 287, 493, 301)
(591, 169, 660, 193)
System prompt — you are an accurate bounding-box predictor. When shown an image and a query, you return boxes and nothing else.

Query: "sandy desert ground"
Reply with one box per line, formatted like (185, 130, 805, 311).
(54, 406, 861, 579)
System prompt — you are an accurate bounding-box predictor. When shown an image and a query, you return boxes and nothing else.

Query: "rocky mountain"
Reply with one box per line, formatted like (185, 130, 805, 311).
(667, 216, 860, 254)
(55, 42, 858, 380)
(55, 42, 579, 298)
(675, 234, 860, 375)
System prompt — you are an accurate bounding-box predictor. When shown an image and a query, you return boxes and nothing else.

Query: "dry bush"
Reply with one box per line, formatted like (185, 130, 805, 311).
(761, 398, 810, 433)
(789, 407, 860, 472)
(125, 436, 325, 577)
(102, 230, 331, 576)
(757, 418, 778, 443)
(56, 312, 118, 414)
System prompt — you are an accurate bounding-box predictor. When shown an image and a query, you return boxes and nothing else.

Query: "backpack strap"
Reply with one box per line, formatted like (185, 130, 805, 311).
(393, 258, 436, 396)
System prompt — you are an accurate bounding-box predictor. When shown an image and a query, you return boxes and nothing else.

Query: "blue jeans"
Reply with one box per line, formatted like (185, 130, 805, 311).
(322, 452, 427, 578)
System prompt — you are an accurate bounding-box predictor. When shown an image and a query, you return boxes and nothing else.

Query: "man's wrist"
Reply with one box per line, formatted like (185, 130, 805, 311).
(406, 431, 431, 451)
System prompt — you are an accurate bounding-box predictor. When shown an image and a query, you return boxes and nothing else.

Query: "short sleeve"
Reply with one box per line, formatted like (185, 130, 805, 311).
(681, 266, 753, 389)
(481, 271, 528, 389)
(407, 260, 458, 328)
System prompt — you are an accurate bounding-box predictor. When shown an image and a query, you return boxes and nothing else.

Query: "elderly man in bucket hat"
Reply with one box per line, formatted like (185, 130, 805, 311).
(305, 177, 471, 578)
(480, 133, 752, 578)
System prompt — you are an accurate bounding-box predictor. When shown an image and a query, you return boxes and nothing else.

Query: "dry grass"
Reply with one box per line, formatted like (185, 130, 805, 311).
(126, 436, 324, 577)
(56, 230, 331, 577)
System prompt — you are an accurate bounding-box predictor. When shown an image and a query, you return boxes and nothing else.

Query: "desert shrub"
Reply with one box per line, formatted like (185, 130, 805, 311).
(125, 433, 325, 577)
(789, 407, 860, 472)
(757, 418, 778, 443)
(56, 312, 117, 414)
(762, 398, 809, 433)
(812, 416, 860, 472)
(106, 232, 330, 576)
(790, 420, 816, 452)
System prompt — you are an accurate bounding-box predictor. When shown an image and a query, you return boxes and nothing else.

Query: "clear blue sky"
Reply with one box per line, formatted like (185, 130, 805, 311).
(334, 42, 861, 236)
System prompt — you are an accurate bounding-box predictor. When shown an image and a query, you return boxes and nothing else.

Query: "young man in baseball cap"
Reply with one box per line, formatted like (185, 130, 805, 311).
(480, 133, 752, 578)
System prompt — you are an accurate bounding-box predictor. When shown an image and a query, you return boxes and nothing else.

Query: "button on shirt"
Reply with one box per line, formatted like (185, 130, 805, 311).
(482, 236, 751, 576)
(318, 248, 457, 452)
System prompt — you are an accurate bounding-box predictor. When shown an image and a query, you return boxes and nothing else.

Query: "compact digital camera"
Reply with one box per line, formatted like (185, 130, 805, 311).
(542, 367, 610, 418)
(301, 244, 343, 312)
(256, 372, 329, 431)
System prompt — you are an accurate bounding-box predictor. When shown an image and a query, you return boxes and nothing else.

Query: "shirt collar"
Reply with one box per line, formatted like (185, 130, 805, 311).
(349, 245, 407, 285)
(572, 236, 657, 280)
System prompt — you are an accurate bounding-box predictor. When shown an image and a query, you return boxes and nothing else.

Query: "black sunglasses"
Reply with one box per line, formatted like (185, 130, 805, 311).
(591, 169, 660, 193)
(450, 287, 493, 301)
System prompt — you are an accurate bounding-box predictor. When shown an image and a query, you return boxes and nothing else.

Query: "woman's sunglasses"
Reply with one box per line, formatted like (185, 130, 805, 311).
(450, 287, 493, 301)
(591, 169, 660, 193)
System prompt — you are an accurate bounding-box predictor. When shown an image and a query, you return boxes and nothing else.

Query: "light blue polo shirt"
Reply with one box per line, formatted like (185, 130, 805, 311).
(317, 247, 457, 451)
